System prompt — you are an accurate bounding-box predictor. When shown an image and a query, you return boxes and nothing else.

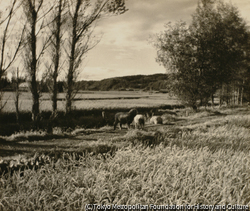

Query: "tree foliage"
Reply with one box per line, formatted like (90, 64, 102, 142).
(76, 73, 168, 91)
(153, 0, 249, 108)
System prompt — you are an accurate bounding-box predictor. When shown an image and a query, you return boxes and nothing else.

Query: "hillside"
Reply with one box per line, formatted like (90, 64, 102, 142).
(77, 73, 169, 91)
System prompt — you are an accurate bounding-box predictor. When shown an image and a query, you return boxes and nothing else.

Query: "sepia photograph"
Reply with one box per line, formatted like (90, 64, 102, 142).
(0, 0, 250, 209)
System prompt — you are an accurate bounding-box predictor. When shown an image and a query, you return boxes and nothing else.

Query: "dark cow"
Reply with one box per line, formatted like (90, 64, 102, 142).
(114, 108, 137, 130)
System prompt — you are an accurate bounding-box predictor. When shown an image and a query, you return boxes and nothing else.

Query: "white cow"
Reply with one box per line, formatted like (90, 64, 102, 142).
(150, 116, 163, 125)
(134, 114, 146, 129)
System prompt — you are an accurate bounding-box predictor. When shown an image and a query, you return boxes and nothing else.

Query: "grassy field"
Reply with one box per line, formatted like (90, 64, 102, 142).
(0, 90, 181, 136)
(2, 91, 180, 112)
(0, 107, 250, 209)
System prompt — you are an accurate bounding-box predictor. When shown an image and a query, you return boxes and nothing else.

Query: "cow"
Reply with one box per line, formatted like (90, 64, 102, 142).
(114, 108, 137, 130)
(150, 116, 163, 125)
(134, 114, 146, 129)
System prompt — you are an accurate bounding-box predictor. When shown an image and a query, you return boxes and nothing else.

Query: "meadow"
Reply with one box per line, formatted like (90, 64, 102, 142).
(1, 91, 180, 112)
(0, 105, 250, 209)
(0, 91, 182, 136)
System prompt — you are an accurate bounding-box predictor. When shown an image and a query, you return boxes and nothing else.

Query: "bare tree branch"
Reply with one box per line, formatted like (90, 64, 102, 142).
(0, 93, 9, 111)
(0, 0, 17, 74)
(75, 0, 108, 42)
(36, 34, 52, 62)
(4, 25, 26, 71)
(64, 0, 127, 113)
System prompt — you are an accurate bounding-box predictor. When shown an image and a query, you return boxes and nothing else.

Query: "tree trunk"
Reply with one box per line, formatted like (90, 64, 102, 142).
(237, 87, 240, 105)
(52, 75, 57, 114)
(227, 84, 230, 106)
(66, 70, 73, 113)
(240, 86, 244, 106)
(219, 83, 223, 107)
(15, 67, 19, 124)
(51, 0, 63, 117)
(31, 77, 40, 124)
(15, 93, 19, 123)
(210, 93, 214, 108)
(66, 45, 75, 114)
(66, 2, 78, 114)
(30, 9, 40, 125)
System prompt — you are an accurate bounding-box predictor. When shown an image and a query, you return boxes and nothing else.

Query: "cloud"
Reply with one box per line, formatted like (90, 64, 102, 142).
(77, 0, 250, 80)
(93, 0, 198, 53)
(2, 0, 250, 82)
(86, 1, 194, 80)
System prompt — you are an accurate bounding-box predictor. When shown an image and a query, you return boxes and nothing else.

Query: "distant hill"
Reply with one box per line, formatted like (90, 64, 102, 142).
(77, 73, 169, 91)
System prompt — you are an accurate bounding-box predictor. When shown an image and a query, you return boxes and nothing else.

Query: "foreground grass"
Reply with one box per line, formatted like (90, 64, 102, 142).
(0, 146, 249, 210)
(0, 108, 250, 209)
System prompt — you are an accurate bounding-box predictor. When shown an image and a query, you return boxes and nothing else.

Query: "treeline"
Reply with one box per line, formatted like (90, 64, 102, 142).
(76, 74, 169, 91)
(153, 0, 250, 108)
(1, 73, 169, 92)
(0, 77, 64, 93)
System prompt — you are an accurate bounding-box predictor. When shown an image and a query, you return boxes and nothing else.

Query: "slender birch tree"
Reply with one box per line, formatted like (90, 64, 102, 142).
(0, 0, 25, 111)
(47, 0, 67, 117)
(65, 0, 127, 113)
(22, 0, 52, 124)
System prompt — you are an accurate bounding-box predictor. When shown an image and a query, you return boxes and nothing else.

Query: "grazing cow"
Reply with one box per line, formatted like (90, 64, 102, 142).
(114, 109, 138, 130)
(134, 114, 145, 129)
(150, 116, 163, 125)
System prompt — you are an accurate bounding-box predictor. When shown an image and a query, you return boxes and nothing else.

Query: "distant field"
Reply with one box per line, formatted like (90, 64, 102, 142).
(2, 91, 180, 112)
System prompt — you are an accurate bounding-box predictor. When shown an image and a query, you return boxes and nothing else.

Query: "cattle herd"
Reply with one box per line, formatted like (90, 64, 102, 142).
(112, 108, 163, 130)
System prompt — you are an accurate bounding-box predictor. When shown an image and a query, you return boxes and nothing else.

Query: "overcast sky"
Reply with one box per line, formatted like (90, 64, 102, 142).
(79, 0, 250, 81)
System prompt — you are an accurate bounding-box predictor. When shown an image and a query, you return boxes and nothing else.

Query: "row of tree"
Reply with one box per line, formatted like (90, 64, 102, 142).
(0, 73, 169, 92)
(0, 0, 127, 124)
(153, 0, 250, 109)
(76, 73, 169, 91)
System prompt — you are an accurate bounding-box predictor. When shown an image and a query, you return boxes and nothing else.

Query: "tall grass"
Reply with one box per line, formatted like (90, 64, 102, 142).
(1, 108, 250, 209)
(0, 146, 249, 210)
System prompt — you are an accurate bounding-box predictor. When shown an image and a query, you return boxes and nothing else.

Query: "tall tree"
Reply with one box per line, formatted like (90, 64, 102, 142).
(65, 0, 127, 113)
(191, 0, 249, 106)
(0, 0, 25, 111)
(47, 0, 67, 117)
(153, 21, 201, 109)
(153, 0, 249, 109)
(22, 0, 52, 124)
(11, 67, 22, 123)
